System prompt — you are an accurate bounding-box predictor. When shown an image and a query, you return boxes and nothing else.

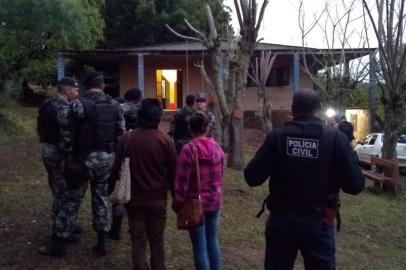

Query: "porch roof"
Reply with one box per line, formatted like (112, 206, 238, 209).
(61, 41, 376, 69)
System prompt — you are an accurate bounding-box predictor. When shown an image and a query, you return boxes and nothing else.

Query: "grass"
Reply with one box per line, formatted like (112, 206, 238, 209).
(0, 100, 405, 269)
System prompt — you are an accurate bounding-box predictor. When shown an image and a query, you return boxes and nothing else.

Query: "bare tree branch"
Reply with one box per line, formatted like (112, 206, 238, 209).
(255, 0, 269, 31)
(165, 24, 203, 42)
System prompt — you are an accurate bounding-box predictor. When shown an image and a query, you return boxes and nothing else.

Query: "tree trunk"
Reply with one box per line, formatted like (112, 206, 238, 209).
(226, 52, 250, 169)
(263, 99, 272, 134)
(381, 102, 403, 194)
(227, 108, 244, 169)
(257, 85, 272, 135)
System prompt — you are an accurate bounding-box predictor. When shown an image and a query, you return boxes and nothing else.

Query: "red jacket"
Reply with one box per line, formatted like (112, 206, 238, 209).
(173, 137, 224, 212)
(109, 128, 177, 205)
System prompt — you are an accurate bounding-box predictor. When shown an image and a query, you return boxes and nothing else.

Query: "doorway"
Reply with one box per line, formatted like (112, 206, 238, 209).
(156, 69, 183, 110)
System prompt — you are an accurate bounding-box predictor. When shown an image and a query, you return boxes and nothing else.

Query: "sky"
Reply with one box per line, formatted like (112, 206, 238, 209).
(223, 0, 375, 48)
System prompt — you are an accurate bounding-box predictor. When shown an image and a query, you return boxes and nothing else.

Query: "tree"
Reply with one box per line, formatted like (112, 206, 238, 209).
(362, 1, 406, 160)
(102, 0, 231, 48)
(167, 0, 269, 169)
(248, 51, 277, 134)
(0, 0, 105, 95)
(298, 0, 371, 113)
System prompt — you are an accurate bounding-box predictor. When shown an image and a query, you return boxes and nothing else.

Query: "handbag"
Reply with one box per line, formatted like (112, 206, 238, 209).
(109, 131, 131, 205)
(176, 144, 204, 230)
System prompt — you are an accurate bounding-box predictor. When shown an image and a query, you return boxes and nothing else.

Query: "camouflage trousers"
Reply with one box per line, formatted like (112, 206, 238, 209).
(52, 151, 115, 237)
(41, 144, 68, 221)
(84, 151, 115, 233)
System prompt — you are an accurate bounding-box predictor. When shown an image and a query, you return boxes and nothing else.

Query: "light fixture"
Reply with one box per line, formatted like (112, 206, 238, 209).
(325, 108, 336, 118)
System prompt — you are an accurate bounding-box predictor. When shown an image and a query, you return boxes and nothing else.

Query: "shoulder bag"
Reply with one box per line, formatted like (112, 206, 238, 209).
(176, 144, 204, 230)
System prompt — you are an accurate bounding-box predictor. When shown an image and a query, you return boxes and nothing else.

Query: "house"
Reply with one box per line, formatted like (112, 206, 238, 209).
(59, 42, 375, 125)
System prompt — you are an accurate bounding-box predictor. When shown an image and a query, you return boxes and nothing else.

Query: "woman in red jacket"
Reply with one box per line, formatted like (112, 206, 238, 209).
(173, 112, 224, 270)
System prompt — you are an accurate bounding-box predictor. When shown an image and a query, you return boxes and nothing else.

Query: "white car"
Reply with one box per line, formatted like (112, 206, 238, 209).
(354, 133, 406, 168)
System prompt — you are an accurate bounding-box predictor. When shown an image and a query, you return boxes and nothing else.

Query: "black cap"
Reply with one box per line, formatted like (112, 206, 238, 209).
(57, 77, 79, 88)
(84, 71, 104, 86)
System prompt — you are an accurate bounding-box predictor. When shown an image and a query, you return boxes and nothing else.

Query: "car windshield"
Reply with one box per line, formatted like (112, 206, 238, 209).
(380, 134, 406, 143)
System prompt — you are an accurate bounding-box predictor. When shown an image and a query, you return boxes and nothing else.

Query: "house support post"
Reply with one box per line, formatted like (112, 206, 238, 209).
(138, 54, 145, 94)
(292, 53, 300, 93)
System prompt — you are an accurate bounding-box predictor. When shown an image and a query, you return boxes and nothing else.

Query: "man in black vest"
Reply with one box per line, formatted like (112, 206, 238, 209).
(121, 88, 142, 131)
(244, 89, 365, 270)
(169, 94, 196, 153)
(37, 77, 79, 256)
(108, 88, 142, 241)
(67, 72, 125, 256)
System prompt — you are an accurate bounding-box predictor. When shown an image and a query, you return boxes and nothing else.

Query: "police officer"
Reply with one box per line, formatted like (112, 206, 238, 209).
(121, 88, 142, 130)
(169, 94, 196, 153)
(108, 88, 142, 241)
(195, 91, 216, 138)
(37, 77, 79, 256)
(244, 89, 365, 270)
(338, 115, 355, 142)
(68, 72, 125, 256)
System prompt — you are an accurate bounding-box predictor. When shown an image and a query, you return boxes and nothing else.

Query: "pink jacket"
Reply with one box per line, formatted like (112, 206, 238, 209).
(173, 137, 224, 212)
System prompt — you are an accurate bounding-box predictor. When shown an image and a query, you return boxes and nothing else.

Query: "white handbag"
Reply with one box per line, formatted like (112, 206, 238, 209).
(109, 157, 131, 204)
(109, 132, 131, 204)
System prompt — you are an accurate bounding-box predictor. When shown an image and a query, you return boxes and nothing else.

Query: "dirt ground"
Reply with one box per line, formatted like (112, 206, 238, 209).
(1, 120, 406, 269)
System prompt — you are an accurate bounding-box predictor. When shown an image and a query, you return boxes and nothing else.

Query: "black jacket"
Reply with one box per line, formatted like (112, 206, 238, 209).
(244, 116, 365, 211)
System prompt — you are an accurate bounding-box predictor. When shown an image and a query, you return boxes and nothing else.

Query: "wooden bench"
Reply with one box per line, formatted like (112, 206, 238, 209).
(361, 156, 399, 195)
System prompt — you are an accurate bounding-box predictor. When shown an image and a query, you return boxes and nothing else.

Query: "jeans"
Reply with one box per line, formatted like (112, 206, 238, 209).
(265, 212, 336, 270)
(189, 210, 221, 270)
(127, 200, 167, 270)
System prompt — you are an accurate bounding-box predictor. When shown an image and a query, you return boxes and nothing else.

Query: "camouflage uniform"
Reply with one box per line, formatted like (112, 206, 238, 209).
(66, 90, 125, 234)
(39, 95, 80, 239)
(207, 110, 217, 138)
(121, 101, 141, 131)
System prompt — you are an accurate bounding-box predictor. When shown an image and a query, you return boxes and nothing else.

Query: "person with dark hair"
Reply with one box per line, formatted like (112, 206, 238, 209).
(244, 89, 365, 270)
(62, 71, 125, 256)
(109, 98, 177, 270)
(169, 94, 196, 153)
(37, 77, 79, 256)
(173, 112, 225, 270)
(109, 88, 143, 240)
(338, 115, 355, 142)
(122, 88, 143, 130)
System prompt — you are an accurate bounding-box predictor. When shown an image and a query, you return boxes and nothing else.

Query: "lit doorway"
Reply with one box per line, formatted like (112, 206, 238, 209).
(156, 69, 183, 110)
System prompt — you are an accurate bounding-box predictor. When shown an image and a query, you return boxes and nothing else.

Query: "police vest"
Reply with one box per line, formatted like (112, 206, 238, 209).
(124, 105, 140, 131)
(75, 93, 119, 154)
(268, 120, 339, 212)
(37, 98, 66, 145)
(174, 106, 196, 140)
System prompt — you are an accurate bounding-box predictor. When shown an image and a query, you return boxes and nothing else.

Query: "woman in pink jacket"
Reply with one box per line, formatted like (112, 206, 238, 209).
(173, 112, 224, 270)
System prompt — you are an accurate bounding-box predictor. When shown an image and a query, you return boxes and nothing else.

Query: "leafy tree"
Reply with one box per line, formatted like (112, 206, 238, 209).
(102, 0, 231, 48)
(0, 0, 105, 95)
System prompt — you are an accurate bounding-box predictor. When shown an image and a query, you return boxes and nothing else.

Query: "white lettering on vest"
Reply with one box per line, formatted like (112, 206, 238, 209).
(286, 137, 319, 158)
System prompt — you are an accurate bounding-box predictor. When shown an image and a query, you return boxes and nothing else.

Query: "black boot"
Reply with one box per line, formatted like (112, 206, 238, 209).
(93, 232, 107, 256)
(108, 215, 123, 240)
(38, 235, 66, 257)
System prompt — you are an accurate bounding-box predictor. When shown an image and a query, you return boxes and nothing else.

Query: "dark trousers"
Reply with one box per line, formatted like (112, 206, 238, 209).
(127, 200, 167, 270)
(265, 212, 336, 270)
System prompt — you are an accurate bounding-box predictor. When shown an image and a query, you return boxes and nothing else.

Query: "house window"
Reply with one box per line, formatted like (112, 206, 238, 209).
(266, 68, 290, 87)
(247, 67, 290, 87)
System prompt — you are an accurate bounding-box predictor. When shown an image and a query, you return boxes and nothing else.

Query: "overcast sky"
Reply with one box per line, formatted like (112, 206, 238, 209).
(224, 0, 375, 48)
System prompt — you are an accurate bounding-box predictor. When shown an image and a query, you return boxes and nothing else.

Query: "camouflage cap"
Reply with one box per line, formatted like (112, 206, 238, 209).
(195, 91, 207, 101)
